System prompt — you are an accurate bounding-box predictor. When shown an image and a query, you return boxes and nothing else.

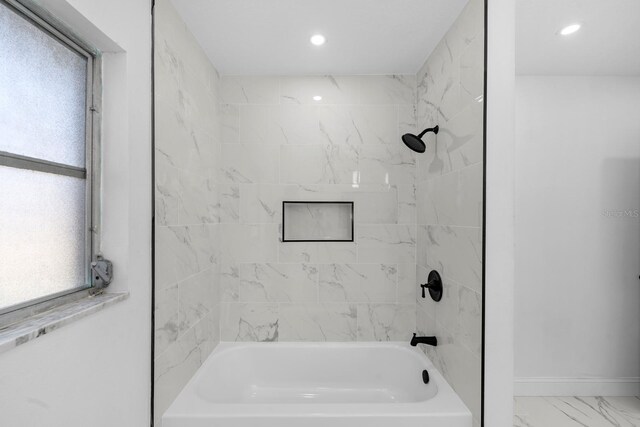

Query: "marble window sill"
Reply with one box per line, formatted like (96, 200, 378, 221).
(0, 292, 129, 354)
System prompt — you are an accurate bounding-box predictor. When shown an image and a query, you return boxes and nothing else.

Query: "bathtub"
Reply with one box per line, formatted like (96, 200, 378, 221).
(162, 342, 471, 427)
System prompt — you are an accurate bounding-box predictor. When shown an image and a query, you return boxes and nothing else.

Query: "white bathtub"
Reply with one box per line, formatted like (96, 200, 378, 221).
(162, 342, 471, 427)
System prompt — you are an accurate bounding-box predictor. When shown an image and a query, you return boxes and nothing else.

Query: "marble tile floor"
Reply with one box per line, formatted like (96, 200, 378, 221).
(514, 396, 640, 427)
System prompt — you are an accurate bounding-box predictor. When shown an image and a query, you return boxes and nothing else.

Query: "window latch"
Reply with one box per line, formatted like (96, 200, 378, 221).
(91, 255, 113, 289)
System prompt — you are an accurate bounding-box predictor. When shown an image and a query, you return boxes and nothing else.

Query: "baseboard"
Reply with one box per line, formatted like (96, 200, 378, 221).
(514, 377, 640, 396)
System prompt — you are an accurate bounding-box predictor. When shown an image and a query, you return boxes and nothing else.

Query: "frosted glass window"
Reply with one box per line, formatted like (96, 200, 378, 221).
(0, 167, 87, 310)
(282, 202, 354, 242)
(0, 1, 96, 314)
(0, 1, 88, 167)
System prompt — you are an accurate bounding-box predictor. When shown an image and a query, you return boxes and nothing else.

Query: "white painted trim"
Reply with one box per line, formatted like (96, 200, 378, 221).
(514, 377, 640, 397)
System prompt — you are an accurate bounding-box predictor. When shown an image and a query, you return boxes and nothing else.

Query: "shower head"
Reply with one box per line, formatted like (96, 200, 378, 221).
(401, 125, 439, 153)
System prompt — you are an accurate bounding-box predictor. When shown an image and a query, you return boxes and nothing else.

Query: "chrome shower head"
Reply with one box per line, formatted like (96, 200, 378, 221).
(401, 125, 439, 153)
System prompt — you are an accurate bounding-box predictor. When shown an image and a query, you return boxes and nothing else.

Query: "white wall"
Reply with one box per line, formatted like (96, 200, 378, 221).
(0, 0, 152, 425)
(514, 76, 640, 395)
(484, 0, 516, 424)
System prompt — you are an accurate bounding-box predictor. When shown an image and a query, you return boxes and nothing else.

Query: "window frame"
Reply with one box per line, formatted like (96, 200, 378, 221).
(0, 0, 102, 317)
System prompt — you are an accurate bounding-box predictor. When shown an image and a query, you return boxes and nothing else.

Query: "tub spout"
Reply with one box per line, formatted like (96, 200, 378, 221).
(410, 333, 437, 347)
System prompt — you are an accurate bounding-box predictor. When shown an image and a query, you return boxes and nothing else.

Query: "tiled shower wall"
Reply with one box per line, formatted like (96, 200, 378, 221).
(153, 0, 221, 421)
(153, 0, 484, 420)
(415, 0, 484, 424)
(218, 75, 419, 342)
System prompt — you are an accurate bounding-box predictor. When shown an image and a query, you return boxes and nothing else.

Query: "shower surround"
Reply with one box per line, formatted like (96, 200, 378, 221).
(154, 0, 484, 423)
(415, 0, 484, 424)
(218, 74, 419, 342)
(154, 0, 222, 422)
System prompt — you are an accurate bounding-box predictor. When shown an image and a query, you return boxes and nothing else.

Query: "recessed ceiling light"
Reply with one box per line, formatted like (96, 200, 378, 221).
(310, 34, 326, 46)
(312, 95, 322, 101)
(559, 23, 581, 36)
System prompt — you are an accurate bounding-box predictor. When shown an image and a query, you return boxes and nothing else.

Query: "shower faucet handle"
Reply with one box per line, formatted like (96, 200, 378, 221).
(420, 282, 435, 298)
(419, 270, 443, 302)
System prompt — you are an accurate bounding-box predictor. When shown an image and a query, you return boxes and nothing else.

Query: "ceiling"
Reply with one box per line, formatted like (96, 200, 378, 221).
(169, 0, 469, 76)
(516, 0, 640, 75)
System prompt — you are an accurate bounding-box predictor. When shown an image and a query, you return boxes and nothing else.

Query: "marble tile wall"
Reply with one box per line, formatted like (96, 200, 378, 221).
(414, 0, 484, 425)
(153, 0, 221, 422)
(218, 75, 419, 343)
(152, 1, 483, 421)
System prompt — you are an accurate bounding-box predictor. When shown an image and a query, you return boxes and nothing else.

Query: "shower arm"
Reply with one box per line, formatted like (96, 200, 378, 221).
(417, 125, 439, 138)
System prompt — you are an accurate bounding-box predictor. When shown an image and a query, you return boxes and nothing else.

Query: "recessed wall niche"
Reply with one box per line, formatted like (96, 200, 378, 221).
(282, 201, 354, 242)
